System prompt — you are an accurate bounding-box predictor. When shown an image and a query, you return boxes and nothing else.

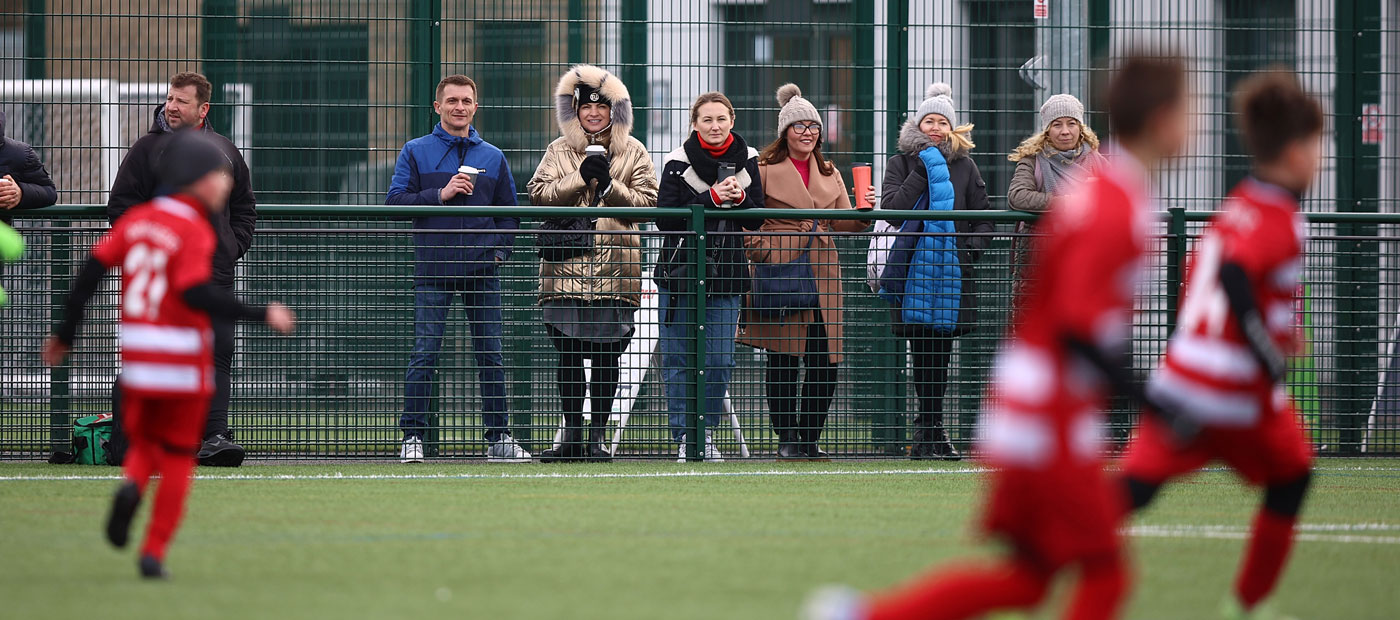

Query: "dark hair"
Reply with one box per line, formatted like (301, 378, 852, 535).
(169, 72, 212, 104)
(436, 74, 478, 101)
(759, 126, 835, 176)
(689, 92, 735, 125)
(1106, 53, 1187, 140)
(1233, 68, 1323, 164)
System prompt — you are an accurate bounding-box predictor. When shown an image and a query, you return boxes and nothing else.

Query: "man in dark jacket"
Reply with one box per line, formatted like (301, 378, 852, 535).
(0, 110, 59, 220)
(106, 72, 257, 467)
(386, 74, 528, 464)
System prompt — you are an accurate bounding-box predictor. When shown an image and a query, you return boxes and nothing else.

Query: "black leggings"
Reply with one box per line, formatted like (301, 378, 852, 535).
(550, 330, 628, 428)
(766, 323, 837, 443)
(909, 333, 954, 429)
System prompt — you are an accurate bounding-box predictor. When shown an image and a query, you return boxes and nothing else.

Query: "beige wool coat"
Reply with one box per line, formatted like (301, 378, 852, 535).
(739, 158, 868, 363)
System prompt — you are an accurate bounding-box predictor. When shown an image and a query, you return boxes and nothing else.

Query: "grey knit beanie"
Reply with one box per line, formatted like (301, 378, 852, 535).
(915, 82, 957, 127)
(776, 83, 821, 133)
(1039, 93, 1085, 130)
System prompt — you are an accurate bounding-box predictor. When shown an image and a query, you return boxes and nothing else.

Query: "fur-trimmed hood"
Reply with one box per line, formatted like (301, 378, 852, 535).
(553, 64, 634, 157)
(897, 117, 968, 161)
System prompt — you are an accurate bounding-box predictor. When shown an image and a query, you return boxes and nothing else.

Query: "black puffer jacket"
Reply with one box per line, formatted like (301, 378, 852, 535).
(107, 105, 257, 286)
(655, 131, 763, 296)
(0, 111, 58, 224)
(880, 118, 993, 335)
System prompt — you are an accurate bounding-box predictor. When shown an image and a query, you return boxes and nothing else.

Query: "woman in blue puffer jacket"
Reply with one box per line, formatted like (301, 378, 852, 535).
(878, 83, 993, 461)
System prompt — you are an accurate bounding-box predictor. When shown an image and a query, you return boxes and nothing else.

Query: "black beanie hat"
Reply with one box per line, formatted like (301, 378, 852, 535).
(158, 130, 231, 189)
(573, 83, 611, 111)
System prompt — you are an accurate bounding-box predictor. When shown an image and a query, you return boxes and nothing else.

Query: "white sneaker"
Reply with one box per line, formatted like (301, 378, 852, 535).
(400, 437, 424, 464)
(802, 585, 868, 620)
(487, 435, 532, 463)
(704, 430, 725, 462)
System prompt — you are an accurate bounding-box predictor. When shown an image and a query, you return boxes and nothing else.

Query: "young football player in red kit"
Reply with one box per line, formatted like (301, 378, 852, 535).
(43, 130, 296, 579)
(1121, 70, 1322, 620)
(803, 53, 1193, 620)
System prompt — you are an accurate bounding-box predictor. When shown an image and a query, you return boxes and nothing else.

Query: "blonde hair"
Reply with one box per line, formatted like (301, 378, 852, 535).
(945, 123, 976, 153)
(1008, 124, 1100, 162)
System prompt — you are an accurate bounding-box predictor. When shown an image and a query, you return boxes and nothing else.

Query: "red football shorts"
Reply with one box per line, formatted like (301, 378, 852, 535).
(1124, 396, 1312, 486)
(981, 462, 1126, 569)
(122, 393, 209, 453)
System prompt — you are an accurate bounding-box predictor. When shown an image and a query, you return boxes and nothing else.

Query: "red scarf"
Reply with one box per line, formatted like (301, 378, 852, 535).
(699, 133, 734, 158)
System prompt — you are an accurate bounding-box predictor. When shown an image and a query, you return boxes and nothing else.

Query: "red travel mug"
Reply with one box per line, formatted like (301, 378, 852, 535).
(852, 163, 873, 210)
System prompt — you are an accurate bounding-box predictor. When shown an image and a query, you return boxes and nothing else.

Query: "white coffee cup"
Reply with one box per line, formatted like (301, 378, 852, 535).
(585, 144, 606, 158)
(458, 165, 479, 195)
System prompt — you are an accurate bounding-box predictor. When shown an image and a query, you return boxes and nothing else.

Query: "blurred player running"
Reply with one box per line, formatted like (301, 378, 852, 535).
(802, 53, 1193, 620)
(1120, 69, 1322, 620)
(43, 130, 296, 579)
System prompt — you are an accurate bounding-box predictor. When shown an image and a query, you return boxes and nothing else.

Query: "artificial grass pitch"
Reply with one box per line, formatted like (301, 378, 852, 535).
(1, 460, 1397, 620)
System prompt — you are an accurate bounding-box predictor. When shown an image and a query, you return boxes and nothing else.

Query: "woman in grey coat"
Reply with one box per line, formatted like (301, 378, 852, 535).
(1006, 93, 1106, 298)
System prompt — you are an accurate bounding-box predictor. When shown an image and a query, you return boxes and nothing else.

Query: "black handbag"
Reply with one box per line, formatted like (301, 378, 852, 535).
(749, 220, 819, 317)
(536, 217, 595, 262)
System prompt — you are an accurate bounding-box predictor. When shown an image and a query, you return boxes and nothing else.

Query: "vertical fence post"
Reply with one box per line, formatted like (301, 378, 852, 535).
(27, 5, 68, 453)
(201, 0, 237, 135)
(410, 0, 441, 455)
(876, 0, 909, 456)
(1165, 206, 1186, 333)
(47, 225, 70, 453)
(621, 2, 649, 141)
(1334, 1, 1382, 454)
(409, 0, 442, 136)
(688, 205, 709, 461)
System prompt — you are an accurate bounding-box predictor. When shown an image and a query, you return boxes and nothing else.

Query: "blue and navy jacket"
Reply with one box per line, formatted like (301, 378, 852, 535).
(387, 124, 519, 280)
(877, 118, 993, 336)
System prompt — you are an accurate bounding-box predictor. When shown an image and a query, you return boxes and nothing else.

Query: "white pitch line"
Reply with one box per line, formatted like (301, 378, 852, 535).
(0, 463, 1393, 482)
(1130, 523, 1400, 545)
(0, 467, 992, 482)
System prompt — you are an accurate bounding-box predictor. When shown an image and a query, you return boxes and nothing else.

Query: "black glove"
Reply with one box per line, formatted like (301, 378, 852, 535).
(579, 154, 612, 186)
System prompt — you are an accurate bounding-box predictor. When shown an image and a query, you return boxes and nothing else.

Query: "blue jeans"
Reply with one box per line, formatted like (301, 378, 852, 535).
(657, 290, 740, 443)
(402, 275, 509, 442)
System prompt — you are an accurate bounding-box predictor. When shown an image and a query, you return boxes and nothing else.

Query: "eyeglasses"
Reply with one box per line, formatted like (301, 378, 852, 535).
(790, 122, 822, 135)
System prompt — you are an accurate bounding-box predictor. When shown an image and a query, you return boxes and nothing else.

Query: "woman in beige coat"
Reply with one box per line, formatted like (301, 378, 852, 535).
(527, 64, 658, 462)
(741, 84, 871, 460)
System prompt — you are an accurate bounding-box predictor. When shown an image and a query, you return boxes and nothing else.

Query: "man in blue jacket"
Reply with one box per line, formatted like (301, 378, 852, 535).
(387, 74, 528, 463)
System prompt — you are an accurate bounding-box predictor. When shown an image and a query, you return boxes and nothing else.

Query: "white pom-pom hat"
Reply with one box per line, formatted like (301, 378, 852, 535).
(916, 82, 957, 126)
(775, 83, 821, 133)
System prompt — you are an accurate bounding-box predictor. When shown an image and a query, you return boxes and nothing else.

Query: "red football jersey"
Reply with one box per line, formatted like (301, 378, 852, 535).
(93, 195, 217, 398)
(1151, 178, 1305, 426)
(981, 152, 1154, 468)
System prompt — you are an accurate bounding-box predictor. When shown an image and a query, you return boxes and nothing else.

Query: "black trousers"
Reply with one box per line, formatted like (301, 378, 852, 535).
(766, 322, 837, 444)
(549, 328, 629, 432)
(908, 332, 954, 439)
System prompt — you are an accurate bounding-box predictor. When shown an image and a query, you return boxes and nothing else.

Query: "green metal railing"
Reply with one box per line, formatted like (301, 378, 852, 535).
(4, 205, 1399, 460)
(2, 1, 1398, 459)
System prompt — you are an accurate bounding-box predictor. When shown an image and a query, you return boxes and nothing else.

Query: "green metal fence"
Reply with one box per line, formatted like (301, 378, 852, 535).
(4, 205, 1399, 460)
(1, 1, 1399, 459)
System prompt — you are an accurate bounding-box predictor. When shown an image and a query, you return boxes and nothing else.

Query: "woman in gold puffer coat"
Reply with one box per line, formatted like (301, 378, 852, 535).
(528, 64, 658, 462)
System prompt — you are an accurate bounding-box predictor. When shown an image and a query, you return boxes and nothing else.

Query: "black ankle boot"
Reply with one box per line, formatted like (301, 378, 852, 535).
(587, 426, 612, 462)
(801, 414, 830, 460)
(909, 427, 933, 460)
(541, 421, 585, 463)
(931, 425, 961, 461)
(776, 427, 806, 460)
